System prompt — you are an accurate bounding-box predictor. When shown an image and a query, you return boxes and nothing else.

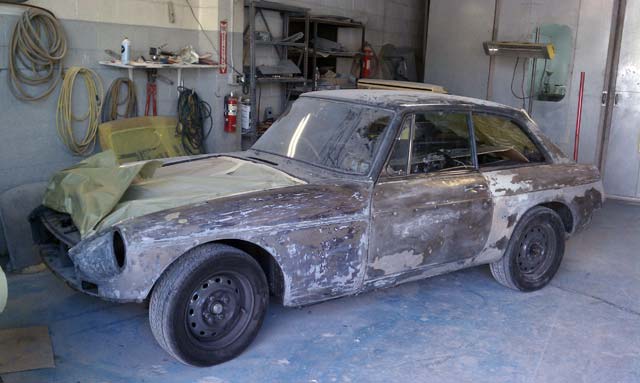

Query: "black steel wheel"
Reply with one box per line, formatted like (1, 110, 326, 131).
(490, 206, 565, 291)
(186, 272, 254, 347)
(150, 244, 268, 366)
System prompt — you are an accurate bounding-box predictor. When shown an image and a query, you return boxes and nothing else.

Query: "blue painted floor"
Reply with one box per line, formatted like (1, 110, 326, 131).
(1, 201, 639, 382)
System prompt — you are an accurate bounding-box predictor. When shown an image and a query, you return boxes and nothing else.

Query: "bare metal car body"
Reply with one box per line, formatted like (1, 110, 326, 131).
(32, 90, 603, 307)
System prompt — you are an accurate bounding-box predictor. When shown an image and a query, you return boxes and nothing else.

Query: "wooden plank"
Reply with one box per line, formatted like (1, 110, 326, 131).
(0, 326, 55, 374)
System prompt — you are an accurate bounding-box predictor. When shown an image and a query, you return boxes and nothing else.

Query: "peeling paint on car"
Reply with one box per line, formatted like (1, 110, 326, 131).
(371, 250, 425, 275)
(31, 91, 604, 308)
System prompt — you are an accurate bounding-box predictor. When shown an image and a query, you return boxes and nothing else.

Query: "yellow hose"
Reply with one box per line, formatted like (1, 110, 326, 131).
(56, 67, 104, 156)
(8, 8, 67, 101)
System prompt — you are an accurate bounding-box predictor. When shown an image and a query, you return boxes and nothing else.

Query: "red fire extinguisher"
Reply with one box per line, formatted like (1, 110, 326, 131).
(361, 45, 374, 78)
(224, 93, 238, 133)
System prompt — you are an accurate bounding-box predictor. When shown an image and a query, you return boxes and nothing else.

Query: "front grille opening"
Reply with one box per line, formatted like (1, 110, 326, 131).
(81, 281, 98, 293)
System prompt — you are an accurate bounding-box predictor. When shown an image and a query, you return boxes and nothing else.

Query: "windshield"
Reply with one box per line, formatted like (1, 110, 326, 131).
(252, 98, 394, 175)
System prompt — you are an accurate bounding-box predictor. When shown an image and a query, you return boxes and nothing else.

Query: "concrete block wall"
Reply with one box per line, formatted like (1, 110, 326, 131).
(0, 0, 243, 256)
(250, 0, 426, 119)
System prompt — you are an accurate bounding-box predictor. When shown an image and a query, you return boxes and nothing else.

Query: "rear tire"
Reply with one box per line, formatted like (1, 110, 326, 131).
(149, 244, 268, 366)
(490, 206, 565, 292)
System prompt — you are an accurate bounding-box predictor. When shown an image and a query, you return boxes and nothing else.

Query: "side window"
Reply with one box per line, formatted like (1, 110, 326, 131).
(384, 112, 473, 177)
(472, 114, 545, 167)
(384, 117, 411, 176)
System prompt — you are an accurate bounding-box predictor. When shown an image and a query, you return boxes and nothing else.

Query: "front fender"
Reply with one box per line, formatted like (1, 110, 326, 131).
(111, 182, 372, 305)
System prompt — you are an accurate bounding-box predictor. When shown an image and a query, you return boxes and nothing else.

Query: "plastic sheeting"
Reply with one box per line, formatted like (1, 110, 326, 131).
(43, 151, 305, 237)
(98, 116, 187, 163)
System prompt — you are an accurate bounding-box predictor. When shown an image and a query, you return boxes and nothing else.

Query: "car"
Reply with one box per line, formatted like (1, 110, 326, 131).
(31, 90, 604, 366)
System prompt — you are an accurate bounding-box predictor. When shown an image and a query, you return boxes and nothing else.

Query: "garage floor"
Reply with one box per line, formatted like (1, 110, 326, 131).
(0, 201, 638, 383)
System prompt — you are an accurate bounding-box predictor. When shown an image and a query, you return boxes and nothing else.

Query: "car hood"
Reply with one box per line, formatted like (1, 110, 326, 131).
(42, 151, 305, 237)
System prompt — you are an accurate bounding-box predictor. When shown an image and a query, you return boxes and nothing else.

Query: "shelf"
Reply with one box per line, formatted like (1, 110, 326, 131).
(245, 0, 308, 14)
(290, 16, 364, 28)
(256, 41, 306, 48)
(319, 51, 361, 58)
(292, 48, 360, 58)
(256, 76, 307, 83)
(99, 60, 219, 87)
(99, 61, 219, 70)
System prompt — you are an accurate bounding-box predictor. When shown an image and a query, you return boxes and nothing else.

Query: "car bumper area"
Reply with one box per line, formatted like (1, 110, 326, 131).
(30, 207, 137, 303)
(40, 243, 102, 298)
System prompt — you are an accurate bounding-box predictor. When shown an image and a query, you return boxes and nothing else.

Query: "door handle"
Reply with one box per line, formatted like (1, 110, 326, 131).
(464, 184, 487, 193)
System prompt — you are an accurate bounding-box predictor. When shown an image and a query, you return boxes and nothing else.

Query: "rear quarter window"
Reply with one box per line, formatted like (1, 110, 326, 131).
(473, 114, 546, 168)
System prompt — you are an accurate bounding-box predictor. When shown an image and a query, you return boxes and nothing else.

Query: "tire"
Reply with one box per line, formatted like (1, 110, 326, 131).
(490, 206, 565, 292)
(149, 244, 268, 366)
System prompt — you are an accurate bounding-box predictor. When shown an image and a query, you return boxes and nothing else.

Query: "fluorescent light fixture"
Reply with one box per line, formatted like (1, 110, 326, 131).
(483, 41, 555, 60)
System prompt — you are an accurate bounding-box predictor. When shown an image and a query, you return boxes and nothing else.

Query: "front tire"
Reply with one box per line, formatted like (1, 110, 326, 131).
(490, 206, 565, 292)
(149, 244, 268, 366)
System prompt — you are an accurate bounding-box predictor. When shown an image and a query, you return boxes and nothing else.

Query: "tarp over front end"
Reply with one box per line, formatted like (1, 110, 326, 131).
(43, 151, 305, 237)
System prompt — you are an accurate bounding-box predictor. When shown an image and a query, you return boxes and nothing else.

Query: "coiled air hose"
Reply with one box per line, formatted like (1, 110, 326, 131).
(8, 8, 68, 101)
(176, 86, 213, 155)
(56, 67, 104, 156)
(102, 77, 138, 122)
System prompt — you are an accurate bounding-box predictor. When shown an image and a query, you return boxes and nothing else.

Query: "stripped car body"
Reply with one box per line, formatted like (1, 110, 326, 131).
(31, 90, 603, 308)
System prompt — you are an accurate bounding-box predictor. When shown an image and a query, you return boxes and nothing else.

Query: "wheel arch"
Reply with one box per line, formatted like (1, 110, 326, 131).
(536, 201, 574, 234)
(213, 239, 286, 301)
(147, 239, 286, 303)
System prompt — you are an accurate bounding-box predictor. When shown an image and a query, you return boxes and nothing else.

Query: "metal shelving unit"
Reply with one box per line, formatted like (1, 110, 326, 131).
(245, 0, 309, 143)
(290, 16, 365, 91)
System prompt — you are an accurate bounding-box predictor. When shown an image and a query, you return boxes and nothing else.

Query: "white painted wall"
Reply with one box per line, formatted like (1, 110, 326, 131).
(1, 0, 217, 30)
(425, 0, 494, 99)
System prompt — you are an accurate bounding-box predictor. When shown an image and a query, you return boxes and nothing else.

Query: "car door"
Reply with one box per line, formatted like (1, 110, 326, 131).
(365, 109, 493, 285)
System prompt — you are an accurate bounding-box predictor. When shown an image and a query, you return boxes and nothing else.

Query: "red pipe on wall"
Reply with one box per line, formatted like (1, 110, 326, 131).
(573, 72, 586, 161)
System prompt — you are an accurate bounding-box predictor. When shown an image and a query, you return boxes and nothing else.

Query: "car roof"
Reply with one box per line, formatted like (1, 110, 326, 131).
(301, 89, 522, 113)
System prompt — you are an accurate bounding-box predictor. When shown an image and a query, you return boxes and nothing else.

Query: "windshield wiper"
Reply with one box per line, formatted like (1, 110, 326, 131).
(247, 156, 279, 166)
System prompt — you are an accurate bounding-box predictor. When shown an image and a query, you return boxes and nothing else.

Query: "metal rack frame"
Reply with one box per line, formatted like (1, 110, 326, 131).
(290, 16, 365, 91)
(245, 0, 309, 143)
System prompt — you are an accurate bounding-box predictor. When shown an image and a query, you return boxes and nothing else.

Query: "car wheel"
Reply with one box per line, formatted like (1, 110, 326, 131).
(149, 243, 268, 366)
(490, 206, 565, 292)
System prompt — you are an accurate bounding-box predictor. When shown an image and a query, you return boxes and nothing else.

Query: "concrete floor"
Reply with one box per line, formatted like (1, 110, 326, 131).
(0, 201, 638, 382)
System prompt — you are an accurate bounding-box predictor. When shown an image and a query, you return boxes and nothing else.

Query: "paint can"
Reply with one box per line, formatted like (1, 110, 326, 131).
(240, 97, 251, 134)
(121, 37, 131, 65)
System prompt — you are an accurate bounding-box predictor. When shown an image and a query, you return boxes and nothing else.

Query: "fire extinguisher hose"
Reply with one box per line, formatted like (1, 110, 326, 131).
(56, 66, 104, 156)
(176, 86, 213, 155)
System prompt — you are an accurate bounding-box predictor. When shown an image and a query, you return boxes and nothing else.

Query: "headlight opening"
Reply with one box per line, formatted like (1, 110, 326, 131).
(113, 231, 126, 269)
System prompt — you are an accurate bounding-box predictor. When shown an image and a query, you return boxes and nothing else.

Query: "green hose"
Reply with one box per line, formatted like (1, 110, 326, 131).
(8, 8, 68, 101)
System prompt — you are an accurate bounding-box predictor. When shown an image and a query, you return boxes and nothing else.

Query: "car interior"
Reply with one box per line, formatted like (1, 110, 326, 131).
(385, 111, 545, 177)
